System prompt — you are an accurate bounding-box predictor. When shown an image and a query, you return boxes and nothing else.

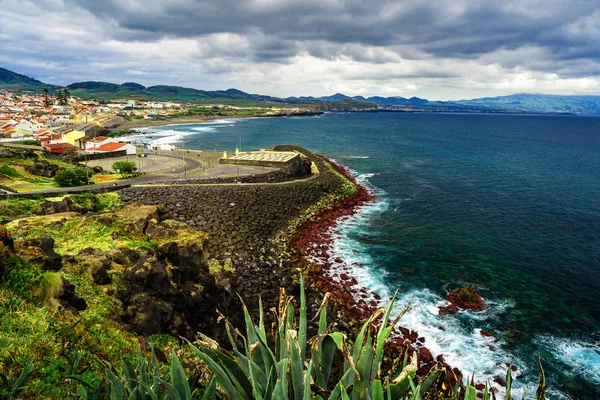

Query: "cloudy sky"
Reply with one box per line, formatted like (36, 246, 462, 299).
(1, 0, 599, 100)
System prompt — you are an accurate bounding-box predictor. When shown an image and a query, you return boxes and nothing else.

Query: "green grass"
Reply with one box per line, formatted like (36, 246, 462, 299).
(0, 198, 42, 222)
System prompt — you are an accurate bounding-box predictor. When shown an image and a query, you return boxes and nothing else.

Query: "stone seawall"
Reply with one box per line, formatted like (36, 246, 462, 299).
(156, 166, 310, 186)
(119, 146, 343, 259)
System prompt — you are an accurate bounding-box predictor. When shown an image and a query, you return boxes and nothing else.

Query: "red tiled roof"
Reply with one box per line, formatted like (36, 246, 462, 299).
(95, 142, 126, 152)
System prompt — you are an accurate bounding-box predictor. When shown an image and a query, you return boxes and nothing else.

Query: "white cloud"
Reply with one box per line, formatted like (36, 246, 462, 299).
(0, 0, 599, 99)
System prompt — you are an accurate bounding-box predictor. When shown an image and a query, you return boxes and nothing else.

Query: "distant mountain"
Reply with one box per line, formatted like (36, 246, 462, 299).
(0, 67, 57, 90)
(2, 66, 600, 114)
(452, 93, 600, 115)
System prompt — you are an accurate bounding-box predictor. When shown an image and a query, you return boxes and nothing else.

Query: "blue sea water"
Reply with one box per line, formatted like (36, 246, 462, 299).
(139, 113, 600, 399)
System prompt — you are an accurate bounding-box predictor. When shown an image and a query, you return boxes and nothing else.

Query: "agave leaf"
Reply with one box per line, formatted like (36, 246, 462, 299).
(373, 380, 384, 400)
(536, 357, 548, 400)
(189, 344, 245, 400)
(128, 386, 144, 400)
(303, 360, 313, 400)
(150, 345, 164, 400)
(198, 344, 252, 398)
(138, 346, 148, 386)
(278, 358, 290, 396)
(418, 368, 441, 395)
(203, 376, 217, 400)
(352, 330, 375, 400)
(320, 335, 337, 386)
(299, 275, 308, 364)
(329, 332, 360, 380)
(328, 382, 344, 400)
(483, 380, 490, 400)
(386, 353, 417, 398)
(311, 347, 327, 389)
(341, 386, 351, 400)
(464, 384, 477, 400)
(138, 382, 159, 400)
(171, 350, 192, 400)
(123, 360, 137, 392)
(313, 292, 331, 323)
(158, 378, 183, 400)
(106, 368, 128, 400)
(290, 331, 305, 400)
(273, 378, 287, 400)
(506, 366, 512, 400)
(259, 296, 266, 338)
(344, 309, 383, 386)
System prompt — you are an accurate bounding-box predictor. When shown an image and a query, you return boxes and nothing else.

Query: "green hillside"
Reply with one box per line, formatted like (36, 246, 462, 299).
(0, 67, 57, 91)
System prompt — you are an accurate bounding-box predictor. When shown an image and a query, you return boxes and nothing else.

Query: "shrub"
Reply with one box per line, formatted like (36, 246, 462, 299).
(32, 271, 63, 310)
(16, 140, 40, 146)
(112, 160, 137, 177)
(54, 169, 90, 187)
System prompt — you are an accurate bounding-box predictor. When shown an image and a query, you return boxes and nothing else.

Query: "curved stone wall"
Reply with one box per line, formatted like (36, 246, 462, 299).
(119, 146, 345, 259)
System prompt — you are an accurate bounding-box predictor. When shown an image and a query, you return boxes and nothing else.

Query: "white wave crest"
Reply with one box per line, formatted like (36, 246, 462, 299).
(535, 335, 600, 385)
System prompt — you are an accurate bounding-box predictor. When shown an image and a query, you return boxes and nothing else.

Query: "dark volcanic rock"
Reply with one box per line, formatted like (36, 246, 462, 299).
(25, 236, 62, 271)
(446, 285, 485, 311)
(41, 197, 74, 214)
(59, 281, 88, 311)
(25, 160, 61, 177)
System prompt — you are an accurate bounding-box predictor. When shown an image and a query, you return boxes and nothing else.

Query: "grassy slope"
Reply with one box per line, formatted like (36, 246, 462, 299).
(0, 195, 199, 398)
(0, 151, 119, 193)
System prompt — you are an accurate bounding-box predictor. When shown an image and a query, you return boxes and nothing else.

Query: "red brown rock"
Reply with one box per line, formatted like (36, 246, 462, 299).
(419, 347, 433, 363)
(446, 285, 485, 311)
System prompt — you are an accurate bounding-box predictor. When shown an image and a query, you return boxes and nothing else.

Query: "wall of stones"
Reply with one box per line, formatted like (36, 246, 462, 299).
(157, 167, 308, 186)
(119, 146, 344, 259)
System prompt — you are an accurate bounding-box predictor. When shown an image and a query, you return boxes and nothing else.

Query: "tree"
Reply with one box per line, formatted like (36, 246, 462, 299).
(43, 88, 50, 107)
(112, 160, 137, 177)
(54, 169, 90, 187)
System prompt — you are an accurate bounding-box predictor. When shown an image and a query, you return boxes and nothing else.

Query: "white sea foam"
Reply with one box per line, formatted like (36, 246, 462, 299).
(191, 126, 217, 132)
(321, 170, 582, 399)
(535, 335, 600, 385)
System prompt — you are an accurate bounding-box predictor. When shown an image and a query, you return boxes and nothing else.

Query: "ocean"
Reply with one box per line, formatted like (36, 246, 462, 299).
(136, 112, 600, 399)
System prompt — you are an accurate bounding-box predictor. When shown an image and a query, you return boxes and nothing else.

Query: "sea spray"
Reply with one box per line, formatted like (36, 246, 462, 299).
(323, 171, 569, 399)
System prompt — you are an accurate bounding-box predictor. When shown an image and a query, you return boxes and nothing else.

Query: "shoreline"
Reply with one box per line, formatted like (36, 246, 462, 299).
(115, 111, 324, 130)
(114, 114, 253, 130)
(289, 157, 461, 391)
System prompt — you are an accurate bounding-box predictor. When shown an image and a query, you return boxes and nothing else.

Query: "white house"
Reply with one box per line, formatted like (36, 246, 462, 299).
(86, 136, 136, 155)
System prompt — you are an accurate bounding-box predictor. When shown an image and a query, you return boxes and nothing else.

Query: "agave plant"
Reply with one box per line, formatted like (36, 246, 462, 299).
(190, 275, 444, 400)
(103, 344, 205, 400)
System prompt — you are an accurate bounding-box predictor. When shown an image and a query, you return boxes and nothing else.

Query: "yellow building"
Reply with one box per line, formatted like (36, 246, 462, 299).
(61, 129, 85, 146)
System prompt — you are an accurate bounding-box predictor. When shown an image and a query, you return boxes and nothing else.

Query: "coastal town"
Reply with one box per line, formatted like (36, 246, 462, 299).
(0, 89, 306, 155)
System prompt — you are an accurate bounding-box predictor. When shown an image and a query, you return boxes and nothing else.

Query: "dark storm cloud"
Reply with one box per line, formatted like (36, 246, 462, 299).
(63, 0, 600, 76)
(2, 0, 599, 98)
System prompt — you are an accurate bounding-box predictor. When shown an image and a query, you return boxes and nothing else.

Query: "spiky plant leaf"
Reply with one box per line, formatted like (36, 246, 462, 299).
(373, 380, 384, 400)
(299, 275, 308, 363)
(189, 344, 245, 400)
(203, 376, 217, 400)
(536, 357, 548, 400)
(171, 350, 192, 400)
(290, 331, 305, 400)
(418, 368, 441, 395)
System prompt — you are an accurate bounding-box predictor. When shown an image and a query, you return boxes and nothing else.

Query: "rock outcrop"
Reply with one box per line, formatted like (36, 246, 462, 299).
(25, 160, 61, 177)
(439, 285, 486, 314)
